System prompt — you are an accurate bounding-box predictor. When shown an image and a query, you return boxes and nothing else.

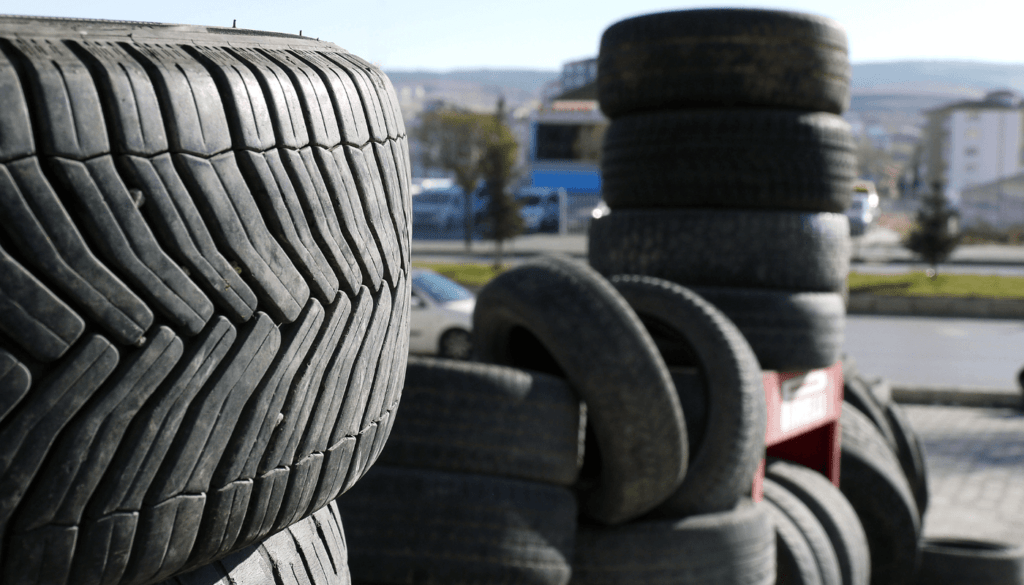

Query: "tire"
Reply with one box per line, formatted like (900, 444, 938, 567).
(589, 209, 850, 293)
(0, 17, 409, 585)
(156, 501, 350, 585)
(765, 460, 870, 585)
(601, 110, 855, 213)
(572, 500, 775, 585)
(763, 478, 842, 585)
(438, 328, 473, 360)
(914, 538, 1024, 585)
(336, 465, 577, 585)
(838, 406, 921, 585)
(765, 497, 823, 585)
(472, 255, 687, 525)
(597, 8, 851, 117)
(377, 357, 582, 485)
(608, 276, 766, 516)
(690, 287, 845, 372)
(842, 386, 898, 449)
(884, 401, 929, 522)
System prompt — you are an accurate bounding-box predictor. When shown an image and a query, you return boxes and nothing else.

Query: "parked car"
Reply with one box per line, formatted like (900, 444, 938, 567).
(409, 268, 475, 359)
(412, 187, 464, 232)
(846, 180, 879, 236)
(515, 187, 562, 233)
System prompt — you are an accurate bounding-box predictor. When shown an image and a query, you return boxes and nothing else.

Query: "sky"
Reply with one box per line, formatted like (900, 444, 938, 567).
(5, 0, 1024, 71)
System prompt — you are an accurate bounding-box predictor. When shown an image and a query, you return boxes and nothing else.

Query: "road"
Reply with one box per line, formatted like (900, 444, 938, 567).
(844, 315, 1024, 390)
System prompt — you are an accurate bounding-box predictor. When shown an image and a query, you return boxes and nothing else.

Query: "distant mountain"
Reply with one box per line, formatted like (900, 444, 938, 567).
(852, 61, 1024, 95)
(383, 69, 559, 96)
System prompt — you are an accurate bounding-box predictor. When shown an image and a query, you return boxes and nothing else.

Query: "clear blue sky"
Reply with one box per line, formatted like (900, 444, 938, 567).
(6, 0, 1023, 70)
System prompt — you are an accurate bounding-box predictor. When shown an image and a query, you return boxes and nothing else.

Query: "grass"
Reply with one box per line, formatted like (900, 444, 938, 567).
(848, 271, 1024, 299)
(412, 262, 509, 288)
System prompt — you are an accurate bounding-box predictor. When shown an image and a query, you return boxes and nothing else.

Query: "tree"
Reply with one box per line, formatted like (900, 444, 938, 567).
(477, 98, 523, 269)
(905, 180, 961, 279)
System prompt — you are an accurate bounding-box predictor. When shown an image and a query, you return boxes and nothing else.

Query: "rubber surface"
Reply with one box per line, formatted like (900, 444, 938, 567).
(763, 478, 842, 585)
(765, 460, 870, 585)
(839, 406, 921, 585)
(377, 356, 583, 485)
(572, 500, 775, 585)
(690, 287, 845, 372)
(914, 538, 1024, 585)
(337, 465, 576, 585)
(598, 8, 851, 117)
(156, 501, 350, 585)
(0, 16, 409, 585)
(609, 276, 765, 516)
(601, 110, 855, 213)
(473, 255, 686, 525)
(765, 497, 823, 585)
(589, 209, 851, 293)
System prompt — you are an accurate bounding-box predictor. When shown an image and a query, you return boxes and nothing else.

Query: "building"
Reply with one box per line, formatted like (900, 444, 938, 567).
(919, 90, 1024, 204)
(959, 173, 1024, 230)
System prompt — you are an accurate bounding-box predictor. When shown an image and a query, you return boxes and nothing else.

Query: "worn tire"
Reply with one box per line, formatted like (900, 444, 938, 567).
(598, 8, 851, 117)
(690, 287, 845, 371)
(472, 255, 687, 525)
(885, 401, 929, 520)
(377, 357, 582, 485)
(765, 497, 823, 585)
(157, 501, 350, 585)
(601, 110, 855, 213)
(336, 465, 577, 585)
(763, 478, 842, 585)
(589, 209, 850, 293)
(0, 17, 410, 585)
(438, 328, 473, 360)
(609, 276, 766, 516)
(914, 538, 1024, 585)
(572, 500, 775, 585)
(839, 406, 921, 585)
(765, 460, 870, 585)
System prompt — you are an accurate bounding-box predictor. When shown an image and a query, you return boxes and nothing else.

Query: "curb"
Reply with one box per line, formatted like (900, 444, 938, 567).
(892, 385, 1021, 408)
(847, 294, 1024, 319)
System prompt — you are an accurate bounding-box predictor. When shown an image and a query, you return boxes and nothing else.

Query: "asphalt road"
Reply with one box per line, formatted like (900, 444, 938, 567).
(844, 314, 1024, 391)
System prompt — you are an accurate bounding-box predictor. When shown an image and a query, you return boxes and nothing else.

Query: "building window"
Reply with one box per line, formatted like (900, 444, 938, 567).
(966, 127, 980, 139)
(965, 146, 978, 156)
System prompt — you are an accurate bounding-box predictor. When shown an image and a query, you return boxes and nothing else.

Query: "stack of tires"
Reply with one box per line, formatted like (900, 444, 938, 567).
(589, 8, 856, 374)
(0, 16, 411, 585)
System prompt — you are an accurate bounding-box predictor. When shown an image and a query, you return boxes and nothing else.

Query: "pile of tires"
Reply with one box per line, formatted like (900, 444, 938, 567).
(0, 16, 411, 585)
(590, 8, 856, 374)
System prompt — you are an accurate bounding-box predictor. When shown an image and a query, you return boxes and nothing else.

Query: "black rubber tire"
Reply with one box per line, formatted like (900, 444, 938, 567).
(601, 110, 855, 213)
(572, 500, 775, 585)
(690, 287, 845, 372)
(597, 8, 851, 117)
(336, 465, 576, 585)
(842, 386, 898, 449)
(0, 17, 409, 585)
(589, 209, 850, 293)
(884, 401, 929, 520)
(914, 538, 1024, 585)
(156, 500, 350, 585)
(438, 328, 473, 360)
(472, 255, 687, 525)
(765, 497, 823, 585)
(839, 406, 921, 585)
(377, 356, 582, 485)
(609, 276, 765, 516)
(765, 460, 870, 585)
(763, 478, 842, 585)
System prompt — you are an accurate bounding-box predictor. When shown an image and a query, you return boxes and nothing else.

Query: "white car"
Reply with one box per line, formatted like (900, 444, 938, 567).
(409, 268, 475, 359)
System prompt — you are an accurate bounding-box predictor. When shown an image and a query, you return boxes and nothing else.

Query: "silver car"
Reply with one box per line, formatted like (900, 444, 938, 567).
(409, 268, 475, 359)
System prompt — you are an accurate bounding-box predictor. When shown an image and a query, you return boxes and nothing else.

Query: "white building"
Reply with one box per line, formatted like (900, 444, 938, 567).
(921, 90, 1024, 204)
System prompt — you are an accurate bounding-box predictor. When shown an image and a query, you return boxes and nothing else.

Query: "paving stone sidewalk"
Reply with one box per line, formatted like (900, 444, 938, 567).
(904, 404, 1024, 544)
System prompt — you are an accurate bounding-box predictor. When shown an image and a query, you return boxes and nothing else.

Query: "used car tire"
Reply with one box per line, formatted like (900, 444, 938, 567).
(598, 8, 851, 117)
(766, 496, 824, 585)
(690, 287, 845, 372)
(155, 501, 349, 585)
(589, 209, 850, 293)
(601, 110, 855, 213)
(438, 328, 473, 360)
(337, 465, 577, 585)
(914, 538, 1024, 585)
(609, 276, 766, 516)
(839, 406, 921, 585)
(377, 356, 582, 485)
(765, 460, 870, 585)
(572, 500, 775, 585)
(0, 16, 409, 585)
(472, 255, 687, 525)
(885, 401, 929, 520)
(763, 478, 843, 585)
